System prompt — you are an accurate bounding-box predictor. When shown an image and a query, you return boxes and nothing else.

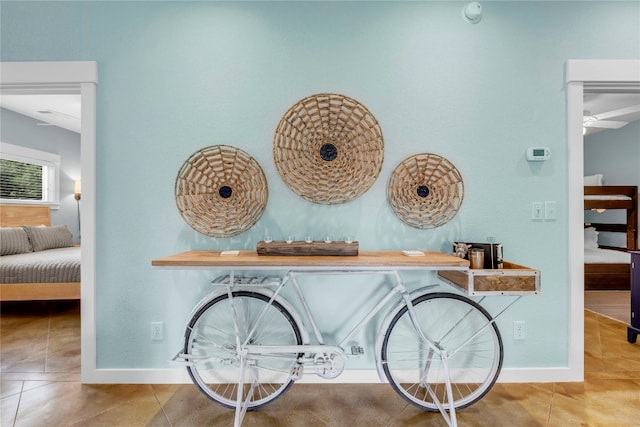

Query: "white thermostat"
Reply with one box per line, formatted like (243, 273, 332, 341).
(526, 147, 551, 161)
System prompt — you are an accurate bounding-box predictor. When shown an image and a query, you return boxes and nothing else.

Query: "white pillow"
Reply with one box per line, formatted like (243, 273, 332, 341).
(584, 227, 599, 249)
(584, 174, 603, 186)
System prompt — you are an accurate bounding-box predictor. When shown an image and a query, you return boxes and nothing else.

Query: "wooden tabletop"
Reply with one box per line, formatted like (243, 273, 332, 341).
(152, 250, 469, 270)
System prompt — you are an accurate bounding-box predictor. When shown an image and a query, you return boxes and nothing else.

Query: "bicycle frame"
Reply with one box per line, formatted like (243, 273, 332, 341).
(227, 270, 441, 359)
(218, 269, 462, 427)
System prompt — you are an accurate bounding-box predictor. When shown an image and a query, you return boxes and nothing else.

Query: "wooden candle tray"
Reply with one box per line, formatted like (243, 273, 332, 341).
(256, 240, 359, 256)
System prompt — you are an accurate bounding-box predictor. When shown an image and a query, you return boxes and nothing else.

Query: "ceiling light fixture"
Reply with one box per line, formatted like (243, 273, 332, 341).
(37, 109, 80, 120)
(462, 2, 482, 24)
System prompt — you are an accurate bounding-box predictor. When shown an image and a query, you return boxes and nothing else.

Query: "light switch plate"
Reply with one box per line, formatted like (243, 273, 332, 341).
(544, 201, 557, 220)
(531, 202, 543, 220)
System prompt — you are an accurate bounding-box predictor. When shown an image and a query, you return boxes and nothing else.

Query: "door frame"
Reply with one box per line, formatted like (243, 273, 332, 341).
(566, 59, 640, 381)
(0, 61, 98, 382)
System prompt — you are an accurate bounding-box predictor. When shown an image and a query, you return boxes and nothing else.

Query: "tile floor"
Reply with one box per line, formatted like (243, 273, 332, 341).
(1, 299, 639, 426)
(585, 290, 631, 324)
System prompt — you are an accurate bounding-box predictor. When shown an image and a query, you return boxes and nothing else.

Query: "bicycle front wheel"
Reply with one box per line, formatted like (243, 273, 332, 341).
(185, 291, 302, 410)
(380, 292, 503, 412)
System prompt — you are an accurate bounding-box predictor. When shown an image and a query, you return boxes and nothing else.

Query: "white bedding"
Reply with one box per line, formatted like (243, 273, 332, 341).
(584, 195, 632, 201)
(584, 247, 631, 264)
(0, 246, 81, 283)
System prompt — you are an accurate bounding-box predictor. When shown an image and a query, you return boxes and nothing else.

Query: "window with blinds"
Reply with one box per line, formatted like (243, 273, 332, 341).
(0, 159, 46, 200)
(0, 143, 59, 206)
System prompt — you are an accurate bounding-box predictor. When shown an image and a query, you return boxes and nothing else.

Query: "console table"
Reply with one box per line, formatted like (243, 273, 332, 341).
(152, 249, 469, 270)
(152, 250, 538, 427)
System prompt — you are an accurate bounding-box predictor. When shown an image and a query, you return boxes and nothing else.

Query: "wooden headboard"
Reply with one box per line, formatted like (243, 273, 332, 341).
(0, 205, 51, 227)
(0, 204, 80, 301)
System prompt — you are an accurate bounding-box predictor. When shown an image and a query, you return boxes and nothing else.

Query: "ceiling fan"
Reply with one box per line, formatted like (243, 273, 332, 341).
(583, 103, 640, 131)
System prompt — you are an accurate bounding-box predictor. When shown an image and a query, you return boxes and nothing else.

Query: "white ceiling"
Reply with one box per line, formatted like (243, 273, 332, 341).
(582, 92, 640, 136)
(1, 92, 639, 137)
(0, 94, 82, 133)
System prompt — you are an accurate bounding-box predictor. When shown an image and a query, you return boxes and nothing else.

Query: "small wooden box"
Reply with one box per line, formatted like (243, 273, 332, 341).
(438, 261, 540, 296)
(256, 241, 359, 256)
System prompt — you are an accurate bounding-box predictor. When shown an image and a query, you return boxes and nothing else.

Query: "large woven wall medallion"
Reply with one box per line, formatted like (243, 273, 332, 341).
(175, 145, 268, 237)
(274, 93, 384, 204)
(387, 153, 464, 229)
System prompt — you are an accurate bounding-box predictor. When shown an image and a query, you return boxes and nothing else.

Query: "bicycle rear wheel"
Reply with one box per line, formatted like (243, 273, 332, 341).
(380, 292, 502, 412)
(185, 291, 302, 410)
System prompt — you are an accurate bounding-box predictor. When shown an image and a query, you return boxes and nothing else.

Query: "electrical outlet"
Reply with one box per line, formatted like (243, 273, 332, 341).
(151, 322, 163, 341)
(513, 321, 525, 340)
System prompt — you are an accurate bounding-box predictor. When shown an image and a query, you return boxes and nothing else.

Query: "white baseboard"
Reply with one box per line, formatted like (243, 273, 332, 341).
(82, 367, 582, 385)
(497, 367, 582, 383)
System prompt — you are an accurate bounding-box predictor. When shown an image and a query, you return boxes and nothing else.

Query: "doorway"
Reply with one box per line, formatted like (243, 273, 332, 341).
(566, 59, 640, 381)
(582, 89, 639, 323)
(0, 61, 97, 382)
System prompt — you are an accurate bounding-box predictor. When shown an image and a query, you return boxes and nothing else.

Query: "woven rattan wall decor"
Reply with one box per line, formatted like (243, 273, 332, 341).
(387, 153, 464, 229)
(175, 145, 268, 237)
(274, 93, 384, 204)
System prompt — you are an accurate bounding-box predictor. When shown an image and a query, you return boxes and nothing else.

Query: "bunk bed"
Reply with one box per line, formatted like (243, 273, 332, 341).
(584, 185, 638, 290)
(0, 205, 80, 301)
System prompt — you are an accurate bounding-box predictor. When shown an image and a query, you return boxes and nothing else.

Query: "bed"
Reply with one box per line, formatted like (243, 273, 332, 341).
(584, 183, 638, 290)
(0, 205, 80, 301)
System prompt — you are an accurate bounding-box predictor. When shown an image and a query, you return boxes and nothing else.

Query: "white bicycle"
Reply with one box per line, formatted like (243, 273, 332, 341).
(177, 271, 504, 426)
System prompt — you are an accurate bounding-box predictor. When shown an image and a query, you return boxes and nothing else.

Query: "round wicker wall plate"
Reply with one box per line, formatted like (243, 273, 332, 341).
(387, 153, 464, 229)
(274, 93, 384, 204)
(175, 145, 268, 238)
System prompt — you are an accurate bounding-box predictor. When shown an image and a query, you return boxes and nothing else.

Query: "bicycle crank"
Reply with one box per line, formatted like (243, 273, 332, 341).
(313, 350, 345, 379)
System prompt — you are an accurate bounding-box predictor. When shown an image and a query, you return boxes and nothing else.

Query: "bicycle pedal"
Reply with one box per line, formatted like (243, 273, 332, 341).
(350, 345, 365, 356)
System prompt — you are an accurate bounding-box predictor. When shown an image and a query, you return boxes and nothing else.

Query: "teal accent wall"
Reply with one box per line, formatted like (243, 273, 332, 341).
(2, 1, 639, 371)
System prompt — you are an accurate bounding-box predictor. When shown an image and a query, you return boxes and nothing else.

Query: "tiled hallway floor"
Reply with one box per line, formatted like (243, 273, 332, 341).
(585, 290, 631, 324)
(2, 301, 639, 426)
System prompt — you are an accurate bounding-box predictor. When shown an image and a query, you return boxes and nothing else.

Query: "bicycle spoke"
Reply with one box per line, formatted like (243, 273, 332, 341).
(185, 292, 302, 410)
(380, 292, 503, 412)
